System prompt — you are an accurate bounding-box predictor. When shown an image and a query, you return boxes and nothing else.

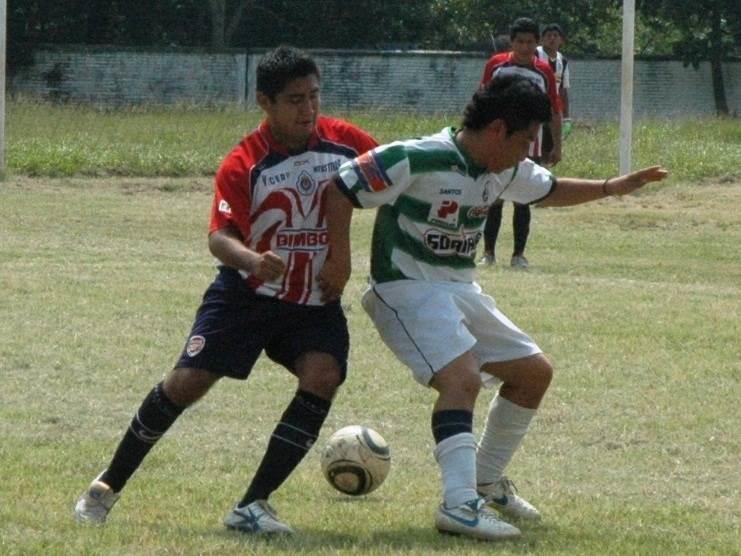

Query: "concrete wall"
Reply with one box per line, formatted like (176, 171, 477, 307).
(11, 47, 247, 105)
(11, 46, 741, 118)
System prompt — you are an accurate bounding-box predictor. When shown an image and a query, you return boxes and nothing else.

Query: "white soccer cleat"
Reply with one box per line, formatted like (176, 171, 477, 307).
(224, 500, 294, 535)
(479, 253, 496, 267)
(479, 477, 541, 520)
(435, 497, 521, 541)
(74, 473, 120, 524)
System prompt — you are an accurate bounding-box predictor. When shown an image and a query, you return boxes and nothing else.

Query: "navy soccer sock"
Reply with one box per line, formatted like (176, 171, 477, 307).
(100, 382, 184, 492)
(239, 389, 331, 507)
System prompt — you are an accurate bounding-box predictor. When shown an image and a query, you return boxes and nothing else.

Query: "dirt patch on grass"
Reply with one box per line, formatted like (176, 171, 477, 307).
(2, 176, 213, 194)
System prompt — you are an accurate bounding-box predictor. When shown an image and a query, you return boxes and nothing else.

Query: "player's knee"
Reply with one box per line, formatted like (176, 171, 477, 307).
(529, 356, 554, 393)
(296, 354, 345, 398)
(163, 367, 219, 407)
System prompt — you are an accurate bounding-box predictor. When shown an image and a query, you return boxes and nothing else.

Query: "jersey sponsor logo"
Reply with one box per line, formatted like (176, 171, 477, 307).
(354, 151, 392, 193)
(423, 229, 481, 257)
(218, 199, 232, 215)
(313, 159, 341, 173)
(429, 199, 459, 227)
(186, 335, 206, 357)
(439, 188, 462, 195)
(293, 159, 310, 167)
(467, 205, 490, 219)
(275, 229, 329, 251)
(296, 170, 317, 196)
(261, 172, 291, 186)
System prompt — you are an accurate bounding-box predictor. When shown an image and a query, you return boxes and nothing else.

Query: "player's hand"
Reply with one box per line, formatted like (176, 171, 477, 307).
(548, 147, 562, 167)
(317, 254, 351, 303)
(608, 166, 669, 196)
(247, 250, 285, 282)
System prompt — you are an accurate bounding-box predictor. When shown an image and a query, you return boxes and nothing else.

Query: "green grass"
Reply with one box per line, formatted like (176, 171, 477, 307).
(1, 174, 739, 555)
(6, 99, 741, 180)
(1, 104, 740, 554)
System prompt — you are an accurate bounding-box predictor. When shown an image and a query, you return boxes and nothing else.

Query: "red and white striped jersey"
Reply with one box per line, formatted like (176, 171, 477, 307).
(210, 116, 377, 305)
(480, 52, 561, 158)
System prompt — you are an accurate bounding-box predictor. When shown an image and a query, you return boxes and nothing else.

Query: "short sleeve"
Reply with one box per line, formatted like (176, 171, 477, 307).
(209, 151, 251, 237)
(499, 159, 555, 205)
(335, 143, 413, 209)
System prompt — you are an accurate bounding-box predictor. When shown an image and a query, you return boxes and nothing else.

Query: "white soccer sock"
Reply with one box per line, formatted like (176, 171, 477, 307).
(433, 432, 478, 508)
(476, 395, 536, 486)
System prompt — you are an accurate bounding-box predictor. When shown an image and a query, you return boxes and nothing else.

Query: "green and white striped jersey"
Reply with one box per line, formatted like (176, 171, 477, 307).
(336, 127, 555, 284)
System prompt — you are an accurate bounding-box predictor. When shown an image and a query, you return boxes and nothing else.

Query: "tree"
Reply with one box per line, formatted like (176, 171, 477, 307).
(207, 0, 250, 49)
(640, 0, 741, 115)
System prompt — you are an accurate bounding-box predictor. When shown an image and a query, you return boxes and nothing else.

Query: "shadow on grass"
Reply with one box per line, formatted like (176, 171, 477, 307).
(207, 520, 560, 553)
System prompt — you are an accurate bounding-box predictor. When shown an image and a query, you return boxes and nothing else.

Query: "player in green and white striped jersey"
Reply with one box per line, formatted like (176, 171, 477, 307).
(335, 128, 554, 284)
(320, 74, 667, 542)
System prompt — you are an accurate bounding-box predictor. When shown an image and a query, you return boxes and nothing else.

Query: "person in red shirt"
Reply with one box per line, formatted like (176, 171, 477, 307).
(74, 46, 377, 535)
(480, 17, 563, 269)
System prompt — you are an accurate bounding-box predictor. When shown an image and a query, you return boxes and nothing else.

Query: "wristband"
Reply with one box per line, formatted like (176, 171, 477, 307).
(602, 178, 612, 197)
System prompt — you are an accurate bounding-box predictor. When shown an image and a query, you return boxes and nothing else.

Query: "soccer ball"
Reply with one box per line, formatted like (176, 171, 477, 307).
(320, 425, 391, 495)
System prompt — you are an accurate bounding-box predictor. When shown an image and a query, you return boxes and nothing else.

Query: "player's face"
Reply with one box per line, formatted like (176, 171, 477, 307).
(542, 31, 563, 52)
(511, 32, 538, 65)
(487, 121, 541, 171)
(260, 74, 320, 152)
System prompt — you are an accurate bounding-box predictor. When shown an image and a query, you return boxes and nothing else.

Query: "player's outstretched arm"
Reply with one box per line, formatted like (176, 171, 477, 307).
(318, 180, 355, 302)
(537, 165, 668, 207)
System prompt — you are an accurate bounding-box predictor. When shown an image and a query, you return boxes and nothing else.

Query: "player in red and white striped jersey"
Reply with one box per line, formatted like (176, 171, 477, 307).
(479, 17, 563, 269)
(75, 46, 377, 535)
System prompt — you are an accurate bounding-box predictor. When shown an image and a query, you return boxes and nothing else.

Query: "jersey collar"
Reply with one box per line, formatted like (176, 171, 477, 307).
(258, 120, 321, 156)
(448, 127, 487, 179)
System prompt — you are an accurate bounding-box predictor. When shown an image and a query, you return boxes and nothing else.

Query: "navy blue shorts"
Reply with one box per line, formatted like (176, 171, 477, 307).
(175, 267, 349, 381)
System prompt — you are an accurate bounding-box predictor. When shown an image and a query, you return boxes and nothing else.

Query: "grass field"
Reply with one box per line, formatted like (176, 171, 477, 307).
(1, 105, 740, 555)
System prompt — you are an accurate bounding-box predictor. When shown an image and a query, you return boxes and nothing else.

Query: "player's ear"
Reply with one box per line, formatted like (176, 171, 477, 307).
(256, 91, 273, 111)
(487, 119, 508, 139)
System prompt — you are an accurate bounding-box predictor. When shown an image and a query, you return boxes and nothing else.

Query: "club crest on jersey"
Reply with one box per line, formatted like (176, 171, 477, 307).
(186, 335, 206, 357)
(429, 199, 459, 228)
(296, 170, 316, 196)
(467, 205, 490, 219)
(353, 151, 392, 193)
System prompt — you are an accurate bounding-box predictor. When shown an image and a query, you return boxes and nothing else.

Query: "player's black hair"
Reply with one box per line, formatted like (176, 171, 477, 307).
(256, 45, 321, 100)
(541, 23, 565, 38)
(510, 17, 540, 40)
(462, 74, 551, 134)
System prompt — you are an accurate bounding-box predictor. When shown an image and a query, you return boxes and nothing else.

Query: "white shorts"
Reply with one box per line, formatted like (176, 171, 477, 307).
(361, 280, 541, 387)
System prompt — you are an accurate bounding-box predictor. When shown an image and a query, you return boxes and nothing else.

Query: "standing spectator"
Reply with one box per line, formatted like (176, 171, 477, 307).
(73, 46, 377, 536)
(479, 17, 562, 269)
(537, 23, 572, 146)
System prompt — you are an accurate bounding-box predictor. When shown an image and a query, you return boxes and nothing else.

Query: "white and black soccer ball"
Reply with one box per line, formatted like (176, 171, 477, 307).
(320, 425, 391, 496)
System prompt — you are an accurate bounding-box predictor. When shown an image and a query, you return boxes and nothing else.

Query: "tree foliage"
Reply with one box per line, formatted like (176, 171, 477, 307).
(8, 0, 740, 68)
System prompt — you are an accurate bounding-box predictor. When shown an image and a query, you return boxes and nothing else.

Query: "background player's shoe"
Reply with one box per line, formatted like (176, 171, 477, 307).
(510, 255, 529, 269)
(435, 497, 521, 541)
(479, 253, 496, 267)
(224, 500, 294, 535)
(479, 477, 541, 520)
(74, 472, 120, 523)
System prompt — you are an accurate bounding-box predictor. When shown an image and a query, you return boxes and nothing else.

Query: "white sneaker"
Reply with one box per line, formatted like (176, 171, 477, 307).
(479, 253, 496, 267)
(479, 477, 541, 520)
(435, 497, 521, 541)
(224, 500, 294, 535)
(74, 472, 120, 524)
(510, 255, 529, 269)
